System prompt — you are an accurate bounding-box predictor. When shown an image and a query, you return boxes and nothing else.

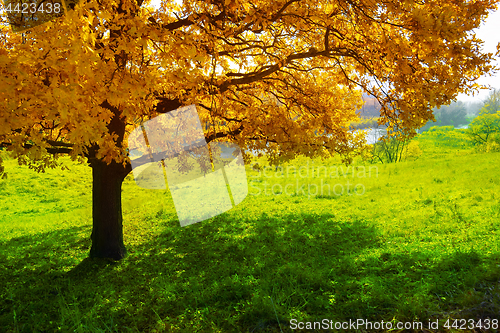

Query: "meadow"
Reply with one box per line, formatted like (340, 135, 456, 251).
(1, 131, 500, 332)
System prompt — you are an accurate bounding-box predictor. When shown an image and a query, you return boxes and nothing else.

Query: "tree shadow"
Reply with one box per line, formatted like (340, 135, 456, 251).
(2, 213, 500, 333)
(65, 257, 121, 280)
(0, 225, 91, 331)
(123, 212, 381, 331)
(123, 212, 500, 332)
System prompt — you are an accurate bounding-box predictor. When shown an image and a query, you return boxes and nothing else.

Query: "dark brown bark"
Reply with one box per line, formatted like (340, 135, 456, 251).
(88, 158, 129, 260)
(85, 98, 132, 260)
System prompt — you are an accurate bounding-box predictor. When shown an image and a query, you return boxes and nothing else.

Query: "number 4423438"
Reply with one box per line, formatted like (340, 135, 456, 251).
(444, 318, 498, 330)
(4, 1, 62, 14)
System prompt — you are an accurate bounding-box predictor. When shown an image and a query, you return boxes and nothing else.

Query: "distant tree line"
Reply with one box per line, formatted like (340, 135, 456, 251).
(420, 101, 468, 130)
(420, 89, 500, 131)
(358, 94, 382, 119)
(362, 89, 500, 163)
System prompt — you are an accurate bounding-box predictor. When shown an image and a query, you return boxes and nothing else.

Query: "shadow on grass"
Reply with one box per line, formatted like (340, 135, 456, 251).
(1, 213, 500, 332)
(130, 212, 380, 332)
(0, 225, 92, 331)
(105, 212, 500, 332)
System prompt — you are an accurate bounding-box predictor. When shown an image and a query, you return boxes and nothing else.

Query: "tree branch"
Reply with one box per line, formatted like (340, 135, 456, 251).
(0, 142, 73, 154)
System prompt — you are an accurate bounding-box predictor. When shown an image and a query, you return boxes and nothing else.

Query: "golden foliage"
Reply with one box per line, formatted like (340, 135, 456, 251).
(0, 0, 497, 170)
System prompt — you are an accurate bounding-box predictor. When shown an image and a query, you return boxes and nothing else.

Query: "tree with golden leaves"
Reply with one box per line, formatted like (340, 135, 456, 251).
(1, 0, 498, 259)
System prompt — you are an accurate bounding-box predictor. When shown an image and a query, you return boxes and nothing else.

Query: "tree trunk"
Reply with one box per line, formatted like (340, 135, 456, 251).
(88, 158, 129, 260)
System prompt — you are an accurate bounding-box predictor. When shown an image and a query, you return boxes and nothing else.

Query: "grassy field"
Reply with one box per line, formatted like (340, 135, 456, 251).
(1, 137, 500, 332)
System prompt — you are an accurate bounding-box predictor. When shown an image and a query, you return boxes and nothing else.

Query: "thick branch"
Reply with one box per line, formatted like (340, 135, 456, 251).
(219, 48, 351, 92)
(128, 125, 243, 170)
(0, 142, 73, 154)
(154, 97, 183, 114)
(205, 126, 244, 143)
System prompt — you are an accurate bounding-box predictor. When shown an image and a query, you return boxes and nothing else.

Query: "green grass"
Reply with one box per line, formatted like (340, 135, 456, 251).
(1, 147, 500, 332)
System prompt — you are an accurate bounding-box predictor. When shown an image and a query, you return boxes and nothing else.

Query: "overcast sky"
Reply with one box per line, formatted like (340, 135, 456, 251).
(456, 8, 500, 103)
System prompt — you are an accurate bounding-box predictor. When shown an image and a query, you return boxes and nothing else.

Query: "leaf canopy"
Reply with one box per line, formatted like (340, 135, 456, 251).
(0, 0, 498, 170)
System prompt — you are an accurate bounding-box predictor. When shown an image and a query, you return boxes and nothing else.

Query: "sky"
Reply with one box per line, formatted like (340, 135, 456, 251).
(456, 7, 500, 102)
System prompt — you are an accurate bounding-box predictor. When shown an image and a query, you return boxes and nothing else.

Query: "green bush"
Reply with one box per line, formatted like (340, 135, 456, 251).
(0, 152, 7, 180)
(486, 141, 500, 153)
(467, 111, 500, 146)
(368, 136, 422, 164)
(404, 140, 423, 160)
